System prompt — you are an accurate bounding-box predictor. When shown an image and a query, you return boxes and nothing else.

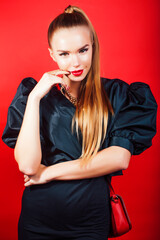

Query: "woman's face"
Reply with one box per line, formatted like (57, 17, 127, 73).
(49, 26, 93, 82)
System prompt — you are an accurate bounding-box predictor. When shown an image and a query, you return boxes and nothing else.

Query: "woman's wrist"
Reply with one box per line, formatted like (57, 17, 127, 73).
(44, 165, 56, 182)
(28, 91, 41, 103)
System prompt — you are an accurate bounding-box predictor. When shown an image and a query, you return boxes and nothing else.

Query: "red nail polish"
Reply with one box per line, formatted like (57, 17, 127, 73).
(57, 74, 63, 78)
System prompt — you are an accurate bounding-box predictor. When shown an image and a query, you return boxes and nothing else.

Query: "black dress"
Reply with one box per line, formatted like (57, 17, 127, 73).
(2, 77, 157, 240)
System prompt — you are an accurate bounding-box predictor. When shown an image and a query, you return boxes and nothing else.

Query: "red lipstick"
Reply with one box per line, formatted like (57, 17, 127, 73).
(71, 70, 83, 76)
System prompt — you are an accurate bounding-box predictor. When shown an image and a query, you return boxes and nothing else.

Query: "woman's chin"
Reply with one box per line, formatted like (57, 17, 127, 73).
(69, 77, 84, 82)
(68, 73, 88, 82)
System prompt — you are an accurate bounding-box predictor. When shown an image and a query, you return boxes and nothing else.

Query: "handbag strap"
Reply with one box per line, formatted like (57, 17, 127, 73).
(106, 177, 115, 196)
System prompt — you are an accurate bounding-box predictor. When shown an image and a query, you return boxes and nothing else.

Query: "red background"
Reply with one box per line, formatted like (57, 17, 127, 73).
(0, 0, 159, 239)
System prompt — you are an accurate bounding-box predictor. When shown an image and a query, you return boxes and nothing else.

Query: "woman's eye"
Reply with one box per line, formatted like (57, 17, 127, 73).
(59, 48, 88, 56)
(79, 48, 89, 53)
(59, 53, 68, 56)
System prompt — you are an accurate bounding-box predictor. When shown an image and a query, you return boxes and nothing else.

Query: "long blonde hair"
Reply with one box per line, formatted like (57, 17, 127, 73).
(48, 5, 113, 166)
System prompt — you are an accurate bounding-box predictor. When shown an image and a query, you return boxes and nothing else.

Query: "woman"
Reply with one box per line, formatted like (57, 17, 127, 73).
(2, 5, 157, 240)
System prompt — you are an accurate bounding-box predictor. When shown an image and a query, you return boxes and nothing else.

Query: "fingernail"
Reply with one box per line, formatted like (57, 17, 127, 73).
(65, 71, 70, 75)
(57, 74, 63, 78)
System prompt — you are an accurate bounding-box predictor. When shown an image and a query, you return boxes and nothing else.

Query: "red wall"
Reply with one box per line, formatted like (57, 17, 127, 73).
(0, 0, 159, 239)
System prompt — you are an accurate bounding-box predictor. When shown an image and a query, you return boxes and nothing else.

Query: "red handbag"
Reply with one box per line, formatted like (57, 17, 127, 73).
(107, 178, 132, 238)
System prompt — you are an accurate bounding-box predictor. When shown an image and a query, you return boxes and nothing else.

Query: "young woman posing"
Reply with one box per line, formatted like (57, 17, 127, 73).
(2, 5, 157, 240)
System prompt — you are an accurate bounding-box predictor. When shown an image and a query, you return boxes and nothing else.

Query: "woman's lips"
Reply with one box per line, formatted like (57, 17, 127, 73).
(71, 70, 83, 76)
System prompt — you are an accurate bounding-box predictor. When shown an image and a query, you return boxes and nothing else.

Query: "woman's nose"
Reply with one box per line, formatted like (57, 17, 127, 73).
(71, 54, 80, 67)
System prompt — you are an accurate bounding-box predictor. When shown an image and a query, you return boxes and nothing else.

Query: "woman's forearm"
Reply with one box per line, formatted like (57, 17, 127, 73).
(14, 71, 70, 176)
(45, 146, 131, 181)
(14, 93, 42, 175)
(24, 146, 131, 186)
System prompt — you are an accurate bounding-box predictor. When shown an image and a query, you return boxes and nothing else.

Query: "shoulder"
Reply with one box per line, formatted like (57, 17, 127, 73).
(101, 77, 152, 92)
(101, 77, 151, 94)
(7, 77, 38, 108)
(100, 77, 156, 108)
(101, 78, 129, 111)
(21, 77, 37, 86)
(14, 77, 60, 107)
(16, 77, 37, 95)
(101, 77, 129, 89)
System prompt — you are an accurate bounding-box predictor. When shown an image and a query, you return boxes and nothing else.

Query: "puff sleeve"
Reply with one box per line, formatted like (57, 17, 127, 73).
(107, 80, 157, 155)
(2, 77, 44, 149)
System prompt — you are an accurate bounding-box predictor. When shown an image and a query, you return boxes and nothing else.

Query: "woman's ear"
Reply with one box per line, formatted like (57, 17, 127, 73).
(48, 48, 56, 62)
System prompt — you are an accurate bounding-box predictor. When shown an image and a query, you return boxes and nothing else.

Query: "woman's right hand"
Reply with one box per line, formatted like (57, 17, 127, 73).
(29, 70, 70, 100)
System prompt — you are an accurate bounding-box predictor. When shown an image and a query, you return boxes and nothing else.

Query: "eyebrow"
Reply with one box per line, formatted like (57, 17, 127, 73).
(57, 44, 89, 52)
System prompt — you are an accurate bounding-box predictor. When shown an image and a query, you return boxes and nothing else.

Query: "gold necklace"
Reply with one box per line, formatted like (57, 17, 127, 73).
(60, 85, 78, 106)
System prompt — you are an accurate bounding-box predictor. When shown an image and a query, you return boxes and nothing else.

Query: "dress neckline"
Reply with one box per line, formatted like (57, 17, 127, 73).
(54, 86, 76, 109)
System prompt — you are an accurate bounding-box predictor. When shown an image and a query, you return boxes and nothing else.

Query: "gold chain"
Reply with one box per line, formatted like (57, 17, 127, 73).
(60, 85, 78, 106)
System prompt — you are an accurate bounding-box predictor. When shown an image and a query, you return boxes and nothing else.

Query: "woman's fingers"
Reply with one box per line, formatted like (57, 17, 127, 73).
(24, 175, 30, 182)
(48, 71, 70, 89)
(24, 175, 32, 186)
(24, 180, 32, 187)
(30, 69, 70, 100)
(43, 70, 70, 88)
(48, 70, 70, 76)
(48, 70, 70, 85)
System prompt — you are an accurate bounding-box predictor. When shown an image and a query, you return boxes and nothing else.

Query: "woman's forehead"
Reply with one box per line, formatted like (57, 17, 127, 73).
(50, 26, 92, 50)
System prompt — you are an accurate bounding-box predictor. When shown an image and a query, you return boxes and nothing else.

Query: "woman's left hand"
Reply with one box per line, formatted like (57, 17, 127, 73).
(24, 164, 48, 187)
